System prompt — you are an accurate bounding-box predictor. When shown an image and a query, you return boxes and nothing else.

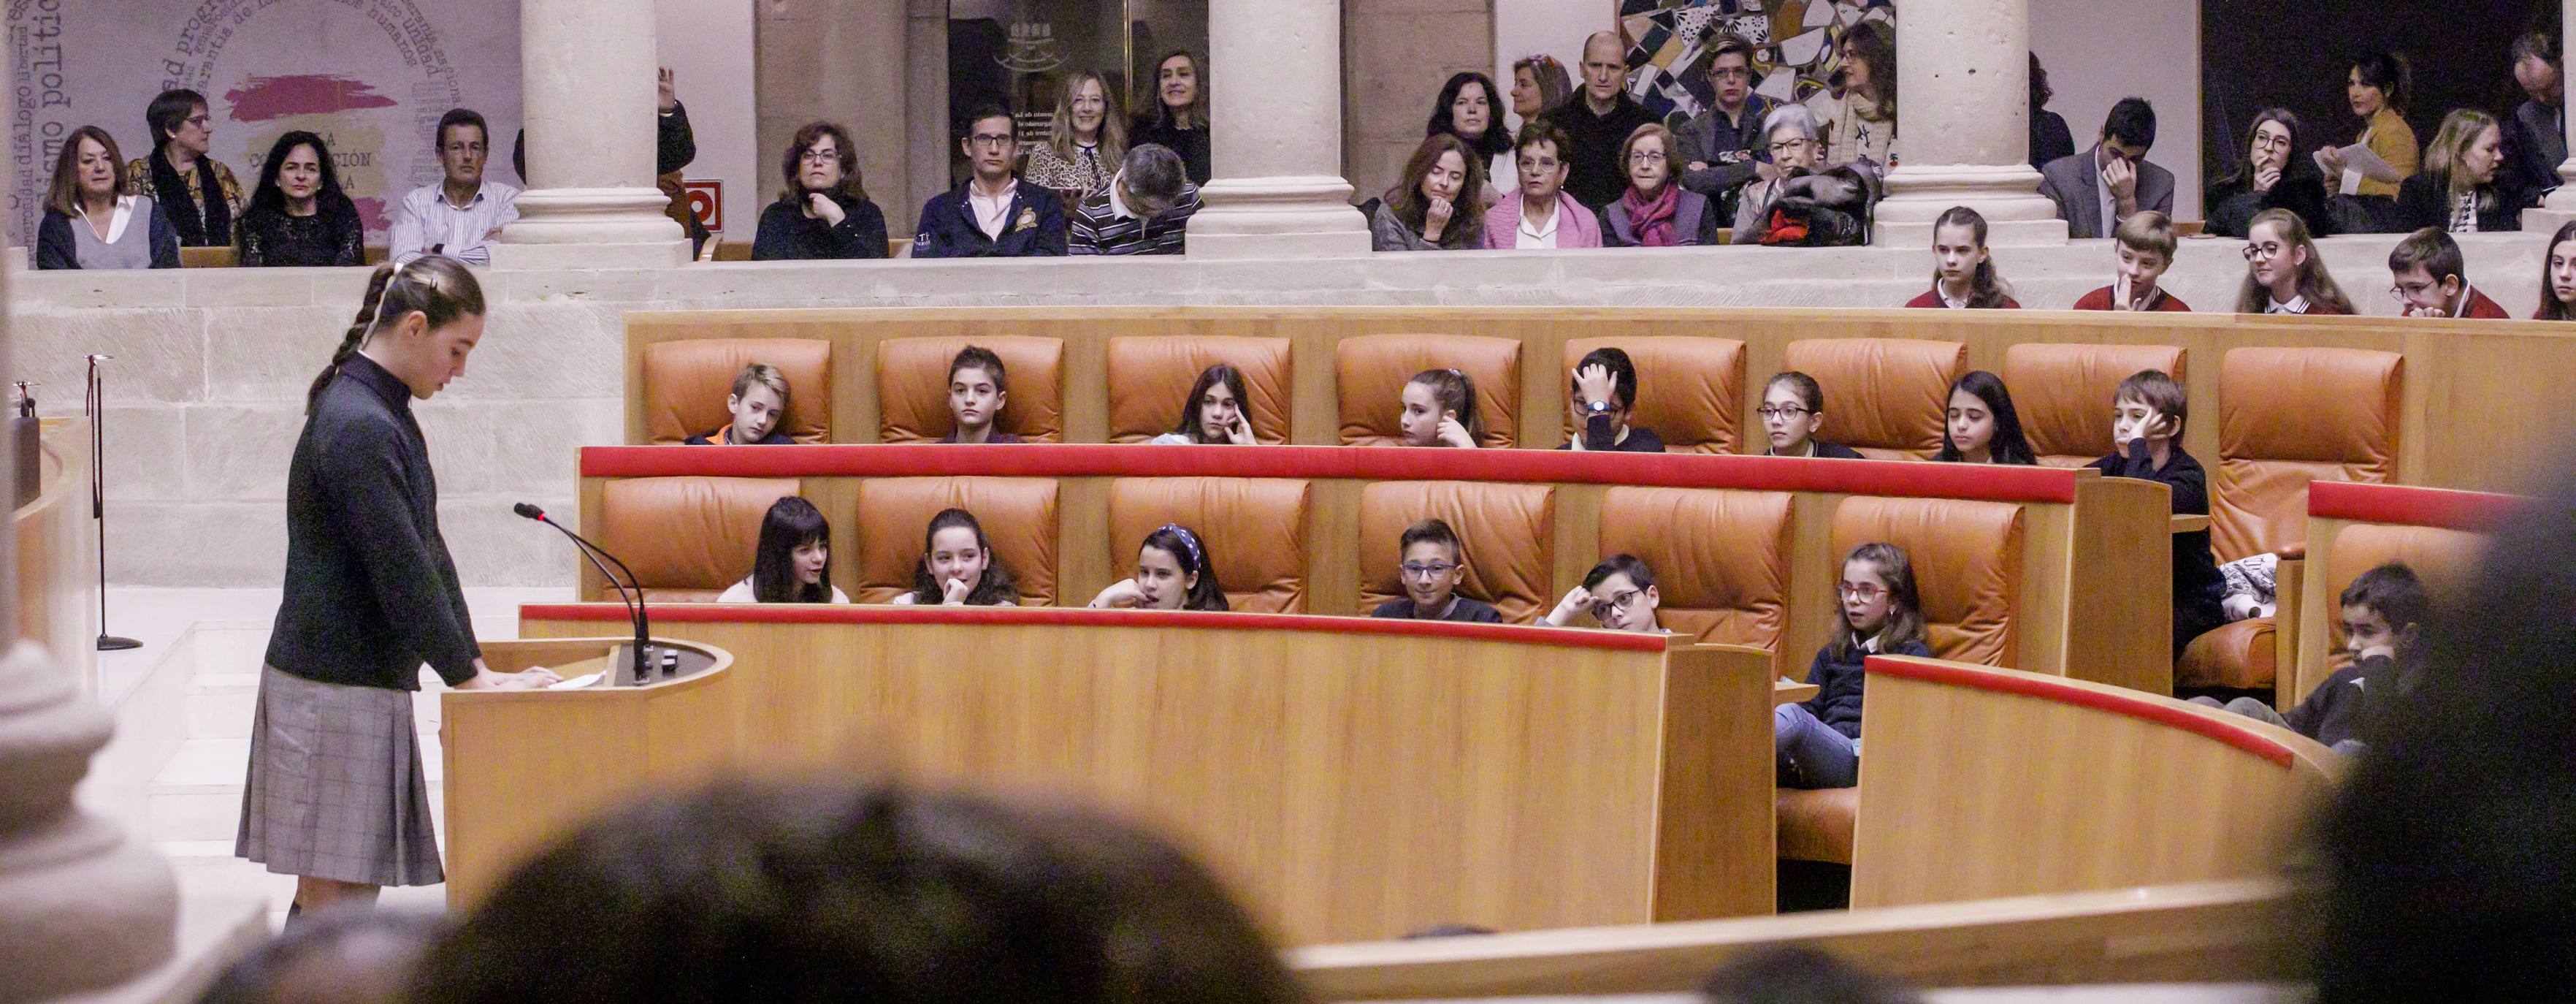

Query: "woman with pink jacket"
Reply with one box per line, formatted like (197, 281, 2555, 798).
(1483, 121, 1602, 249)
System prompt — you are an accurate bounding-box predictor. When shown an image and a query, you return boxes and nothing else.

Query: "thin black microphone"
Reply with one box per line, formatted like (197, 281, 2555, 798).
(515, 502, 651, 684)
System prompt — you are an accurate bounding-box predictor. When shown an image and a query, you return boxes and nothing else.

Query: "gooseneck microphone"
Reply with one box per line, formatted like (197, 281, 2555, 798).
(514, 502, 651, 684)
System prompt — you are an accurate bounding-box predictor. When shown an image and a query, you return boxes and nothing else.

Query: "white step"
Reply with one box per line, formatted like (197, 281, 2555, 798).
(146, 731, 445, 844)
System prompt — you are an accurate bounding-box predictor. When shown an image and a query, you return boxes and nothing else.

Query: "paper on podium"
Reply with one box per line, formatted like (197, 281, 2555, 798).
(547, 672, 605, 691)
(2317, 143, 2401, 194)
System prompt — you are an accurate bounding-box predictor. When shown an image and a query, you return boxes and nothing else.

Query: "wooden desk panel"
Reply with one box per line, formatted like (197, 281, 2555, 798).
(517, 605, 1776, 943)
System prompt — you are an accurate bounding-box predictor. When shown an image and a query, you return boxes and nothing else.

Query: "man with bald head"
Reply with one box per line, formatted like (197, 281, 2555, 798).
(1542, 30, 1659, 211)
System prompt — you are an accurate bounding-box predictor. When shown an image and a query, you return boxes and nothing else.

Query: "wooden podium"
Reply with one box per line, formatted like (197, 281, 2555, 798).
(438, 636, 734, 907)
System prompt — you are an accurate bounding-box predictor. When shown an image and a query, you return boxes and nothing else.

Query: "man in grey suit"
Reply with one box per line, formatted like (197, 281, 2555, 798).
(2038, 97, 2173, 239)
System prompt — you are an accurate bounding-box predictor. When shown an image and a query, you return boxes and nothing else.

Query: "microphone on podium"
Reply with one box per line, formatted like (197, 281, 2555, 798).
(514, 502, 653, 684)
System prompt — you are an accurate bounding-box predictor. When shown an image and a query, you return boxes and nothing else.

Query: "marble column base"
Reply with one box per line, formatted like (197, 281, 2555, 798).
(496, 186, 689, 269)
(1873, 162, 2068, 247)
(1186, 175, 1372, 259)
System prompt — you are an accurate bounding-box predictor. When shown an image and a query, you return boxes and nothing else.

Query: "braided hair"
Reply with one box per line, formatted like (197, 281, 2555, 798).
(307, 256, 486, 414)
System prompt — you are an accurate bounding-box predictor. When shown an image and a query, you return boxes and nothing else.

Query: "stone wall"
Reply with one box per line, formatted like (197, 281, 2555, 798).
(14, 232, 2550, 588)
(1343, 0, 1497, 207)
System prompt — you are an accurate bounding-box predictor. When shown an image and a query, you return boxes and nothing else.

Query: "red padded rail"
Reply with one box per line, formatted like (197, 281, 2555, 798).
(1866, 655, 2302, 769)
(2308, 481, 2523, 530)
(519, 601, 1672, 653)
(579, 444, 2083, 504)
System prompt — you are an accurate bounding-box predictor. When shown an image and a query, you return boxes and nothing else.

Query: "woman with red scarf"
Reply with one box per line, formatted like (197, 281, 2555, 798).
(1603, 123, 1720, 247)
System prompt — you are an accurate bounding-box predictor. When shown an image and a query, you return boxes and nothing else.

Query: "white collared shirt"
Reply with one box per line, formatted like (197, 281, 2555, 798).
(1104, 174, 1138, 221)
(389, 180, 521, 265)
(968, 179, 1018, 239)
(1516, 197, 1562, 249)
(75, 194, 139, 243)
(1940, 286, 1970, 309)
(2266, 294, 2311, 315)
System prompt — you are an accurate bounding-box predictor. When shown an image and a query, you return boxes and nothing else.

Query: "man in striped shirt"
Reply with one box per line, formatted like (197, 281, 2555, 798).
(1069, 144, 1199, 255)
(389, 109, 519, 266)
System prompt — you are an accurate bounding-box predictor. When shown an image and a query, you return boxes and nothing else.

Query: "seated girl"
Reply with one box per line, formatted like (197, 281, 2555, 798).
(716, 496, 849, 603)
(891, 508, 1020, 606)
(1933, 370, 2037, 465)
(687, 362, 795, 445)
(1150, 363, 1258, 444)
(1776, 542, 1930, 789)
(1759, 371, 1863, 459)
(1541, 554, 1663, 633)
(2233, 208, 2354, 314)
(1088, 523, 1229, 611)
(1904, 206, 2019, 308)
(1399, 368, 1483, 449)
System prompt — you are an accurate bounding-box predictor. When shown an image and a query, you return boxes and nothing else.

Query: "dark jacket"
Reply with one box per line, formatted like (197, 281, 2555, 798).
(751, 192, 888, 261)
(2030, 108, 2076, 170)
(1543, 93, 1662, 210)
(265, 354, 480, 690)
(2503, 97, 2565, 205)
(1131, 115, 1212, 184)
(2397, 172, 2527, 234)
(1554, 427, 1667, 452)
(1370, 597, 1505, 623)
(2206, 164, 2335, 239)
(1602, 189, 1722, 246)
(235, 194, 366, 267)
(35, 205, 181, 270)
(1801, 636, 1934, 738)
(1671, 94, 1778, 203)
(2089, 441, 2226, 653)
(2285, 652, 2419, 748)
(2037, 146, 2178, 239)
(1771, 441, 1866, 460)
(912, 180, 1068, 259)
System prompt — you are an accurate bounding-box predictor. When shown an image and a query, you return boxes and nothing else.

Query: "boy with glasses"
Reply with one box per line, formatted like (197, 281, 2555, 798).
(1673, 34, 1777, 218)
(914, 105, 1067, 258)
(1371, 519, 1504, 623)
(1543, 555, 1663, 633)
(2386, 227, 2512, 318)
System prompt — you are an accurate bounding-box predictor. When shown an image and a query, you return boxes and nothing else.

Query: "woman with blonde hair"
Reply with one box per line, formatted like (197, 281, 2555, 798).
(1025, 69, 1125, 202)
(1508, 54, 1574, 124)
(2398, 108, 2525, 232)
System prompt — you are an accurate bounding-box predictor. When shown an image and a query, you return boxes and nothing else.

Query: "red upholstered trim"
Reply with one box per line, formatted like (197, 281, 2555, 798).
(519, 602, 1671, 652)
(2308, 481, 2523, 530)
(579, 444, 2082, 504)
(1865, 655, 2300, 769)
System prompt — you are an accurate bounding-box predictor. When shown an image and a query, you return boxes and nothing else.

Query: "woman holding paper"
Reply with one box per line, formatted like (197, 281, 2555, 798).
(2317, 51, 2418, 232)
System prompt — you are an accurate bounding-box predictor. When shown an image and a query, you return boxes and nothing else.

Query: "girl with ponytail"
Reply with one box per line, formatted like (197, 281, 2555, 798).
(249, 254, 557, 929)
(1905, 206, 2020, 309)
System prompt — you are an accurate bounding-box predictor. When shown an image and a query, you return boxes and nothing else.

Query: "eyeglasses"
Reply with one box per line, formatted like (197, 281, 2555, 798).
(1589, 589, 1644, 621)
(1629, 151, 1668, 166)
(1520, 157, 1563, 172)
(1709, 67, 1753, 83)
(2241, 243, 2287, 262)
(1837, 582, 1888, 602)
(1757, 406, 1811, 420)
(800, 150, 841, 164)
(1400, 562, 1460, 580)
(2388, 281, 2442, 302)
(967, 133, 1016, 148)
(1768, 139, 1813, 155)
(184, 115, 213, 127)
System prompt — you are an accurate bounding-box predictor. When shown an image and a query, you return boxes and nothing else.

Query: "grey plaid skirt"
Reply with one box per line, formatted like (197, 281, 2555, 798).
(234, 665, 444, 887)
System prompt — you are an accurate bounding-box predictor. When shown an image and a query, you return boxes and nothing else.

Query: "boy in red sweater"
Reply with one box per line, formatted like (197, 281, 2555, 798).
(2074, 210, 2191, 311)
(2389, 227, 2512, 318)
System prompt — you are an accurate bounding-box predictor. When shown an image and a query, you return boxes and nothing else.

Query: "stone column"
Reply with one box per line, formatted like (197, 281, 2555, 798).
(494, 0, 688, 270)
(1186, 0, 1372, 259)
(1869, 0, 2067, 246)
(2524, 0, 2576, 230)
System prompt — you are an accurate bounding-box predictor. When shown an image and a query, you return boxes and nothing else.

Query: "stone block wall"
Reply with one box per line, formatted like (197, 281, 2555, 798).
(13, 231, 2548, 588)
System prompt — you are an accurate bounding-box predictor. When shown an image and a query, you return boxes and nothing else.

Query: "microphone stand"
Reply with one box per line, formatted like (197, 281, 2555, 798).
(88, 355, 138, 652)
(514, 503, 649, 684)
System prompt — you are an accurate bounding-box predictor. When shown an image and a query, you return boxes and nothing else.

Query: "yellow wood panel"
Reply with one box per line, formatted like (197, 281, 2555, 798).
(1849, 661, 2337, 908)
(2065, 474, 2176, 693)
(2295, 517, 2350, 708)
(2273, 557, 2306, 711)
(1292, 878, 2295, 999)
(18, 418, 95, 693)
(517, 615, 1776, 943)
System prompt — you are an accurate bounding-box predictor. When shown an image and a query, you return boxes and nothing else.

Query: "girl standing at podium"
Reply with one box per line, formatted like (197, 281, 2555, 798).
(240, 256, 559, 929)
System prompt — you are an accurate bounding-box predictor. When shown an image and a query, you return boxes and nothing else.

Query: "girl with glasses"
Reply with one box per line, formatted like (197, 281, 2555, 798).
(1758, 371, 1864, 459)
(1776, 542, 1928, 790)
(2206, 108, 2332, 240)
(2234, 208, 2353, 314)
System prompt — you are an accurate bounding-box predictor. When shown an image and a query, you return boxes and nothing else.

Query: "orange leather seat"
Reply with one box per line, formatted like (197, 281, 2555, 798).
(1828, 495, 2025, 666)
(2212, 348, 2403, 563)
(1597, 487, 1791, 651)
(1107, 336, 1293, 444)
(2178, 617, 2278, 691)
(2308, 522, 2482, 680)
(2001, 342, 2187, 468)
(1776, 787, 1860, 864)
(1560, 337, 1746, 453)
(598, 476, 804, 602)
(1334, 333, 1522, 448)
(1356, 481, 1555, 623)
(850, 477, 1061, 606)
(640, 338, 834, 444)
(876, 335, 1066, 443)
(1779, 338, 1967, 460)
(1108, 477, 1312, 612)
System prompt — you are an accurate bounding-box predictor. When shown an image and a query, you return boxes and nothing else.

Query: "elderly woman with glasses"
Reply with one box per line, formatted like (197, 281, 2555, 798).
(1731, 104, 1824, 244)
(1602, 123, 1721, 246)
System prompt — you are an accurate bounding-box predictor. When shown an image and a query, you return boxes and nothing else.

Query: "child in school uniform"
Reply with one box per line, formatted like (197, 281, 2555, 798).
(1088, 523, 1228, 611)
(1557, 347, 1666, 452)
(1904, 206, 2021, 309)
(2072, 211, 2192, 311)
(1759, 371, 1865, 459)
(1370, 518, 1505, 623)
(2194, 562, 2426, 755)
(716, 497, 851, 604)
(941, 346, 1023, 444)
(890, 508, 1020, 606)
(1399, 368, 1483, 448)
(685, 362, 798, 445)
(2087, 369, 2226, 658)
(1776, 542, 1932, 789)
(2387, 227, 2512, 319)
(1541, 554, 1663, 632)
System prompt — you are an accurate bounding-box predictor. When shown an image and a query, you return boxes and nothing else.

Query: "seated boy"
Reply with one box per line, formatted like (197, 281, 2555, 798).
(1369, 518, 1505, 623)
(1557, 346, 1666, 452)
(2193, 562, 2426, 755)
(685, 362, 795, 445)
(2389, 227, 2511, 319)
(2086, 369, 2225, 658)
(2073, 210, 2190, 311)
(1542, 554, 1664, 633)
(940, 345, 1023, 444)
